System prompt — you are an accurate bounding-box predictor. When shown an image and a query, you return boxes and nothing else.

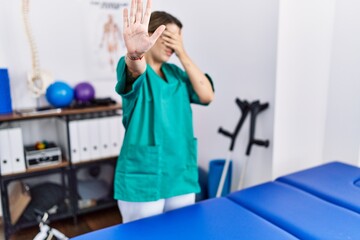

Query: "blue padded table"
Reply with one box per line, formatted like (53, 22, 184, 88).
(71, 197, 297, 240)
(71, 161, 360, 240)
(276, 161, 360, 214)
(227, 181, 360, 239)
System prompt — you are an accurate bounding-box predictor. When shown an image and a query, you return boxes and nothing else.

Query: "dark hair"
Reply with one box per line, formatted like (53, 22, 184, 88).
(148, 11, 182, 33)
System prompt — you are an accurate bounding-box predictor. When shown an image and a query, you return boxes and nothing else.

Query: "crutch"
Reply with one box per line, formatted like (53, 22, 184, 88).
(216, 98, 250, 197)
(237, 100, 269, 190)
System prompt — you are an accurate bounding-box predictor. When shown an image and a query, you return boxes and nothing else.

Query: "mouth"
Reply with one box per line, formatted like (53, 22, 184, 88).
(165, 49, 173, 57)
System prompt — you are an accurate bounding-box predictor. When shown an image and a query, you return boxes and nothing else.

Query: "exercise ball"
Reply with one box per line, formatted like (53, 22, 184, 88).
(74, 82, 95, 102)
(46, 81, 74, 108)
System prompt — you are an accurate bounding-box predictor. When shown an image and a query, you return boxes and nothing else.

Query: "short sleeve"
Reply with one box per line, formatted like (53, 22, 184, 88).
(186, 73, 214, 105)
(165, 63, 214, 106)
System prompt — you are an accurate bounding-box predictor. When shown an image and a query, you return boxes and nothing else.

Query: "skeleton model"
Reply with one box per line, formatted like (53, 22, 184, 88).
(22, 0, 53, 100)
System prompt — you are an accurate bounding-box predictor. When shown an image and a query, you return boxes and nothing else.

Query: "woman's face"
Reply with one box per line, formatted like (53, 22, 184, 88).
(148, 23, 181, 63)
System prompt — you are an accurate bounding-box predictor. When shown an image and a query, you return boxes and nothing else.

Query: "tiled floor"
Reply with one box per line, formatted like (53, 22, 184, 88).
(0, 206, 122, 240)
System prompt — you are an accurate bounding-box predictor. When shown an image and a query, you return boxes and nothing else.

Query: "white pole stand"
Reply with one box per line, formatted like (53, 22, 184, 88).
(237, 155, 250, 190)
(216, 151, 232, 198)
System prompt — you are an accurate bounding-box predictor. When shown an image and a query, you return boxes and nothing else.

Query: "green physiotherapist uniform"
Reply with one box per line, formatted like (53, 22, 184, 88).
(114, 56, 213, 202)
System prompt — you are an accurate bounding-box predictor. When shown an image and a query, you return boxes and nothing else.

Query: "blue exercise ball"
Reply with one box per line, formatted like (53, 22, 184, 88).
(46, 81, 74, 108)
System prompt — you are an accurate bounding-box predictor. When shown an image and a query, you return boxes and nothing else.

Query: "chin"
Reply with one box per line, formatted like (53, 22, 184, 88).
(161, 55, 171, 62)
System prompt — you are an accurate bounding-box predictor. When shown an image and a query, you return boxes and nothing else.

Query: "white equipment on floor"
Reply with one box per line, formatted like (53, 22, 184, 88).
(33, 211, 69, 240)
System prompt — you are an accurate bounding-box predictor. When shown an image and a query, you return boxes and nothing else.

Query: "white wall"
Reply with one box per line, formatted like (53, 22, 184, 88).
(358, 144, 360, 167)
(274, 0, 360, 178)
(273, 0, 337, 178)
(323, 0, 360, 166)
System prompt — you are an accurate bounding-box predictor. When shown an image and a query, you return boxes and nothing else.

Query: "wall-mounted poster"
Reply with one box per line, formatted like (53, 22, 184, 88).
(83, 0, 128, 80)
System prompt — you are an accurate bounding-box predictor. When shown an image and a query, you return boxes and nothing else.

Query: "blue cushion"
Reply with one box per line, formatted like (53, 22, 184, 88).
(276, 161, 360, 213)
(227, 181, 360, 239)
(71, 198, 297, 240)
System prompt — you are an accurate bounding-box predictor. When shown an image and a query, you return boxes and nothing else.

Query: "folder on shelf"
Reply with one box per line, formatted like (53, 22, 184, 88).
(0, 129, 13, 175)
(78, 119, 92, 162)
(56, 119, 74, 164)
(8, 128, 26, 173)
(98, 117, 112, 158)
(68, 121, 81, 163)
(88, 118, 101, 160)
(56, 115, 124, 163)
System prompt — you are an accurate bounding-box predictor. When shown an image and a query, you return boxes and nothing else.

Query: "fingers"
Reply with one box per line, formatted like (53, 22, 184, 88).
(162, 30, 180, 44)
(135, 0, 143, 23)
(149, 25, 166, 45)
(129, 0, 148, 24)
(162, 30, 179, 40)
(123, 8, 129, 28)
(162, 37, 176, 50)
(130, 0, 136, 24)
(161, 30, 184, 55)
(162, 30, 173, 37)
(142, 0, 152, 25)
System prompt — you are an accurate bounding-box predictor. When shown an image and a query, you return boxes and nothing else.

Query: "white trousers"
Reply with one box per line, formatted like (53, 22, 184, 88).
(118, 193, 195, 223)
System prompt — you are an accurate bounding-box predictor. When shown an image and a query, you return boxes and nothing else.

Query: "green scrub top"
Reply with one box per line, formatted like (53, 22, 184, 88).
(114, 57, 213, 202)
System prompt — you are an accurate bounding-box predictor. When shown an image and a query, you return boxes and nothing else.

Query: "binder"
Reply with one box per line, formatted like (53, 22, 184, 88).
(98, 117, 112, 158)
(8, 128, 26, 173)
(0, 129, 13, 175)
(87, 118, 101, 160)
(68, 121, 81, 163)
(77, 119, 91, 162)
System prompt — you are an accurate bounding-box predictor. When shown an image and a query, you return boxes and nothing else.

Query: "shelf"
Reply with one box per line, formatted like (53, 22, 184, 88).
(73, 157, 117, 167)
(1, 161, 69, 180)
(0, 103, 122, 122)
(0, 104, 122, 240)
(25, 161, 69, 174)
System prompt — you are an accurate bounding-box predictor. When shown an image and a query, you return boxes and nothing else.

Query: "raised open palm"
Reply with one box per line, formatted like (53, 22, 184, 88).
(123, 0, 165, 58)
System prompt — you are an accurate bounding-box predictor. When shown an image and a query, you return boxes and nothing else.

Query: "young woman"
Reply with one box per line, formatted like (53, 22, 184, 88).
(114, 0, 214, 223)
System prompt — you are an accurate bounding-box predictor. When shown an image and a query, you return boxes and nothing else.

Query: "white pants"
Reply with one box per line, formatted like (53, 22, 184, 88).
(118, 193, 195, 223)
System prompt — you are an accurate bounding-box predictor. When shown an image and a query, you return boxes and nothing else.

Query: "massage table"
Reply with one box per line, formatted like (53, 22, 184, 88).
(72, 161, 360, 239)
